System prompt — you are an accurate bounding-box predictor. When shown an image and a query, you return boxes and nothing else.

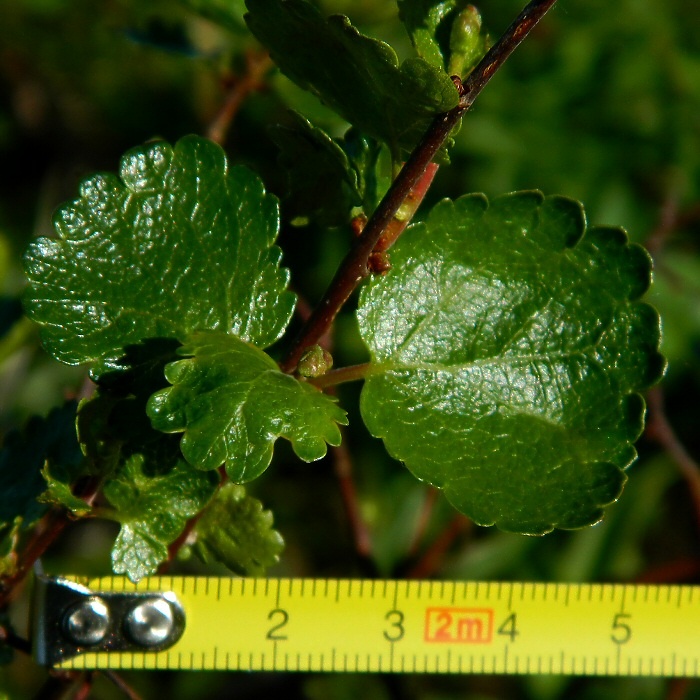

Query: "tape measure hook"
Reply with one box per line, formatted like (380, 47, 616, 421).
(31, 575, 186, 666)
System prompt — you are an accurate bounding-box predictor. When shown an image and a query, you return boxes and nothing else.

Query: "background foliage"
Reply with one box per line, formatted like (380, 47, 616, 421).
(0, 0, 699, 697)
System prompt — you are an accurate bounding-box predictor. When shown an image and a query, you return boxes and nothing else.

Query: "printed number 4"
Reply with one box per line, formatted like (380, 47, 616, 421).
(498, 613, 519, 643)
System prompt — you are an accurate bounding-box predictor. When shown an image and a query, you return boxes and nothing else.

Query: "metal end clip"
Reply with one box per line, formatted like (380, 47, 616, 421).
(32, 576, 185, 666)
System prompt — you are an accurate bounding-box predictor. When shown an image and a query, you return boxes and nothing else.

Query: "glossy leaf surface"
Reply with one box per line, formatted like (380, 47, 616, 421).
(358, 192, 665, 534)
(244, 0, 459, 158)
(23, 136, 295, 378)
(193, 483, 284, 575)
(148, 331, 347, 481)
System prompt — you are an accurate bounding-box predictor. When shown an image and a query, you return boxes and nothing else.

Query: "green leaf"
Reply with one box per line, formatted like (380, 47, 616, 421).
(398, 0, 463, 70)
(193, 483, 284, 575)
(342, 129, 386, 216)
(23, 135, 295, 378)
(357, 191, 665, 535)
(244, 0, 459, 159)
(38, 463, 93, 517)
(0, 402, 84, 529)
(77, 377, 220, 581)
(104, 454, 219, 582)
(148, 330, 346, 480)
(399, 0, 488, 77)
(270, 112, 363, 226)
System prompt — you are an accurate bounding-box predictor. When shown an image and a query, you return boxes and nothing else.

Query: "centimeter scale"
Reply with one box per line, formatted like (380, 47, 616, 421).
(31, 575, 700, 676)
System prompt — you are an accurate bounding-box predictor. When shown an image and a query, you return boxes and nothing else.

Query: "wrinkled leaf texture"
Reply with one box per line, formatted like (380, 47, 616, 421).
(194, 483, 284, 576)
(105, 454, 219, 582)
(358, 191, 665, 534)
(23, 136, 295, 378)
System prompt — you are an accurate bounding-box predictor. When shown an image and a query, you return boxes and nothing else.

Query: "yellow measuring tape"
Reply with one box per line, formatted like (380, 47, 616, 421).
(40, 576, 700, 676)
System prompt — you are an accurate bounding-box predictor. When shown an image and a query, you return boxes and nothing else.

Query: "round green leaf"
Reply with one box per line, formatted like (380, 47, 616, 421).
(23, 135, 295, 377)
(357, 191, 665, 535)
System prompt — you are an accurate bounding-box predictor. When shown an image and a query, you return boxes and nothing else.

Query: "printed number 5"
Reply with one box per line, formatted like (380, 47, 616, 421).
(611, 613, 632, 645)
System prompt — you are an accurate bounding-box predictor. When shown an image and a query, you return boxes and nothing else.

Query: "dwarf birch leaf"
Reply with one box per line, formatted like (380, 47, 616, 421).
(38, 464, 93, 517)
(357, 192, 665, 535)
(23, 135, 295, 379)
(105, 454, 219, 582)
(244, 0, 459, 159)
(193, 483, 284, 575)
(270, 112, 363, 226)
(147, 331, 347, 481)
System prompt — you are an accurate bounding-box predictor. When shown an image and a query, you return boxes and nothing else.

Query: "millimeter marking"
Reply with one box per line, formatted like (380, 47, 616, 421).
(57, 577, 700, 676)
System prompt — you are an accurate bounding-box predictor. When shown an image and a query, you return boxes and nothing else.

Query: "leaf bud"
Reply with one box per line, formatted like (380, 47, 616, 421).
(297, 345, 334, 378)
(448, 5, 487, 78)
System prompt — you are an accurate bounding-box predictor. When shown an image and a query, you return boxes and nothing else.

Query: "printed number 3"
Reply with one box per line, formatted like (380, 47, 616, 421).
(383, 610, 405, 642)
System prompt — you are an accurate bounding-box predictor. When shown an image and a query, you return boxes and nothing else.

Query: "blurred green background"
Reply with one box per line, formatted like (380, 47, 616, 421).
(1, 0, 699, 697)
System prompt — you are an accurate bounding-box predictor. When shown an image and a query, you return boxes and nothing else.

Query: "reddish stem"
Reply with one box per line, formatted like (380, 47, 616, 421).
(72, 673, 95, 700)
(103, 670, 144, 700)
(0, 477, 101, 610)
(406, 515, 472, 579)
(665, 679, 692, 700)
(635, 558, 700, 584)
(281, 0, 560, 373)
(646, 386, 700, 535)
(406, 487, 439, 558)
(333, 436, 374, 563)
(207, 51, 272, 145)
(159, 466, 228, 573)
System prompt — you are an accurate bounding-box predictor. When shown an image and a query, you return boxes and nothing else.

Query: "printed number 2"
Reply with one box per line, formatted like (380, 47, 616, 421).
(383, 610, 405, 642)
(266, 608, 289, 641)
(611, 613, 632, 645)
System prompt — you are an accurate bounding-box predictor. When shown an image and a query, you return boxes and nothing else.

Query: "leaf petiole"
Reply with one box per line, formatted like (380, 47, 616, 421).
(307, 362, 376, 390)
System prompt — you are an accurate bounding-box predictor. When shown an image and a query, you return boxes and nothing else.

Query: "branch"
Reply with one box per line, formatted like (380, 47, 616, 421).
(0, 477, 101, 610)
(406, 514, 472, 579)
(103, 670, 144, 700)
(207, 51, 272, 145)
(646, 386, 700, 533)
(406, 487, 439, 558)
(332, 436, 377, 576)
(158, 466, 227, 574)
(281, 0, 559, 373)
